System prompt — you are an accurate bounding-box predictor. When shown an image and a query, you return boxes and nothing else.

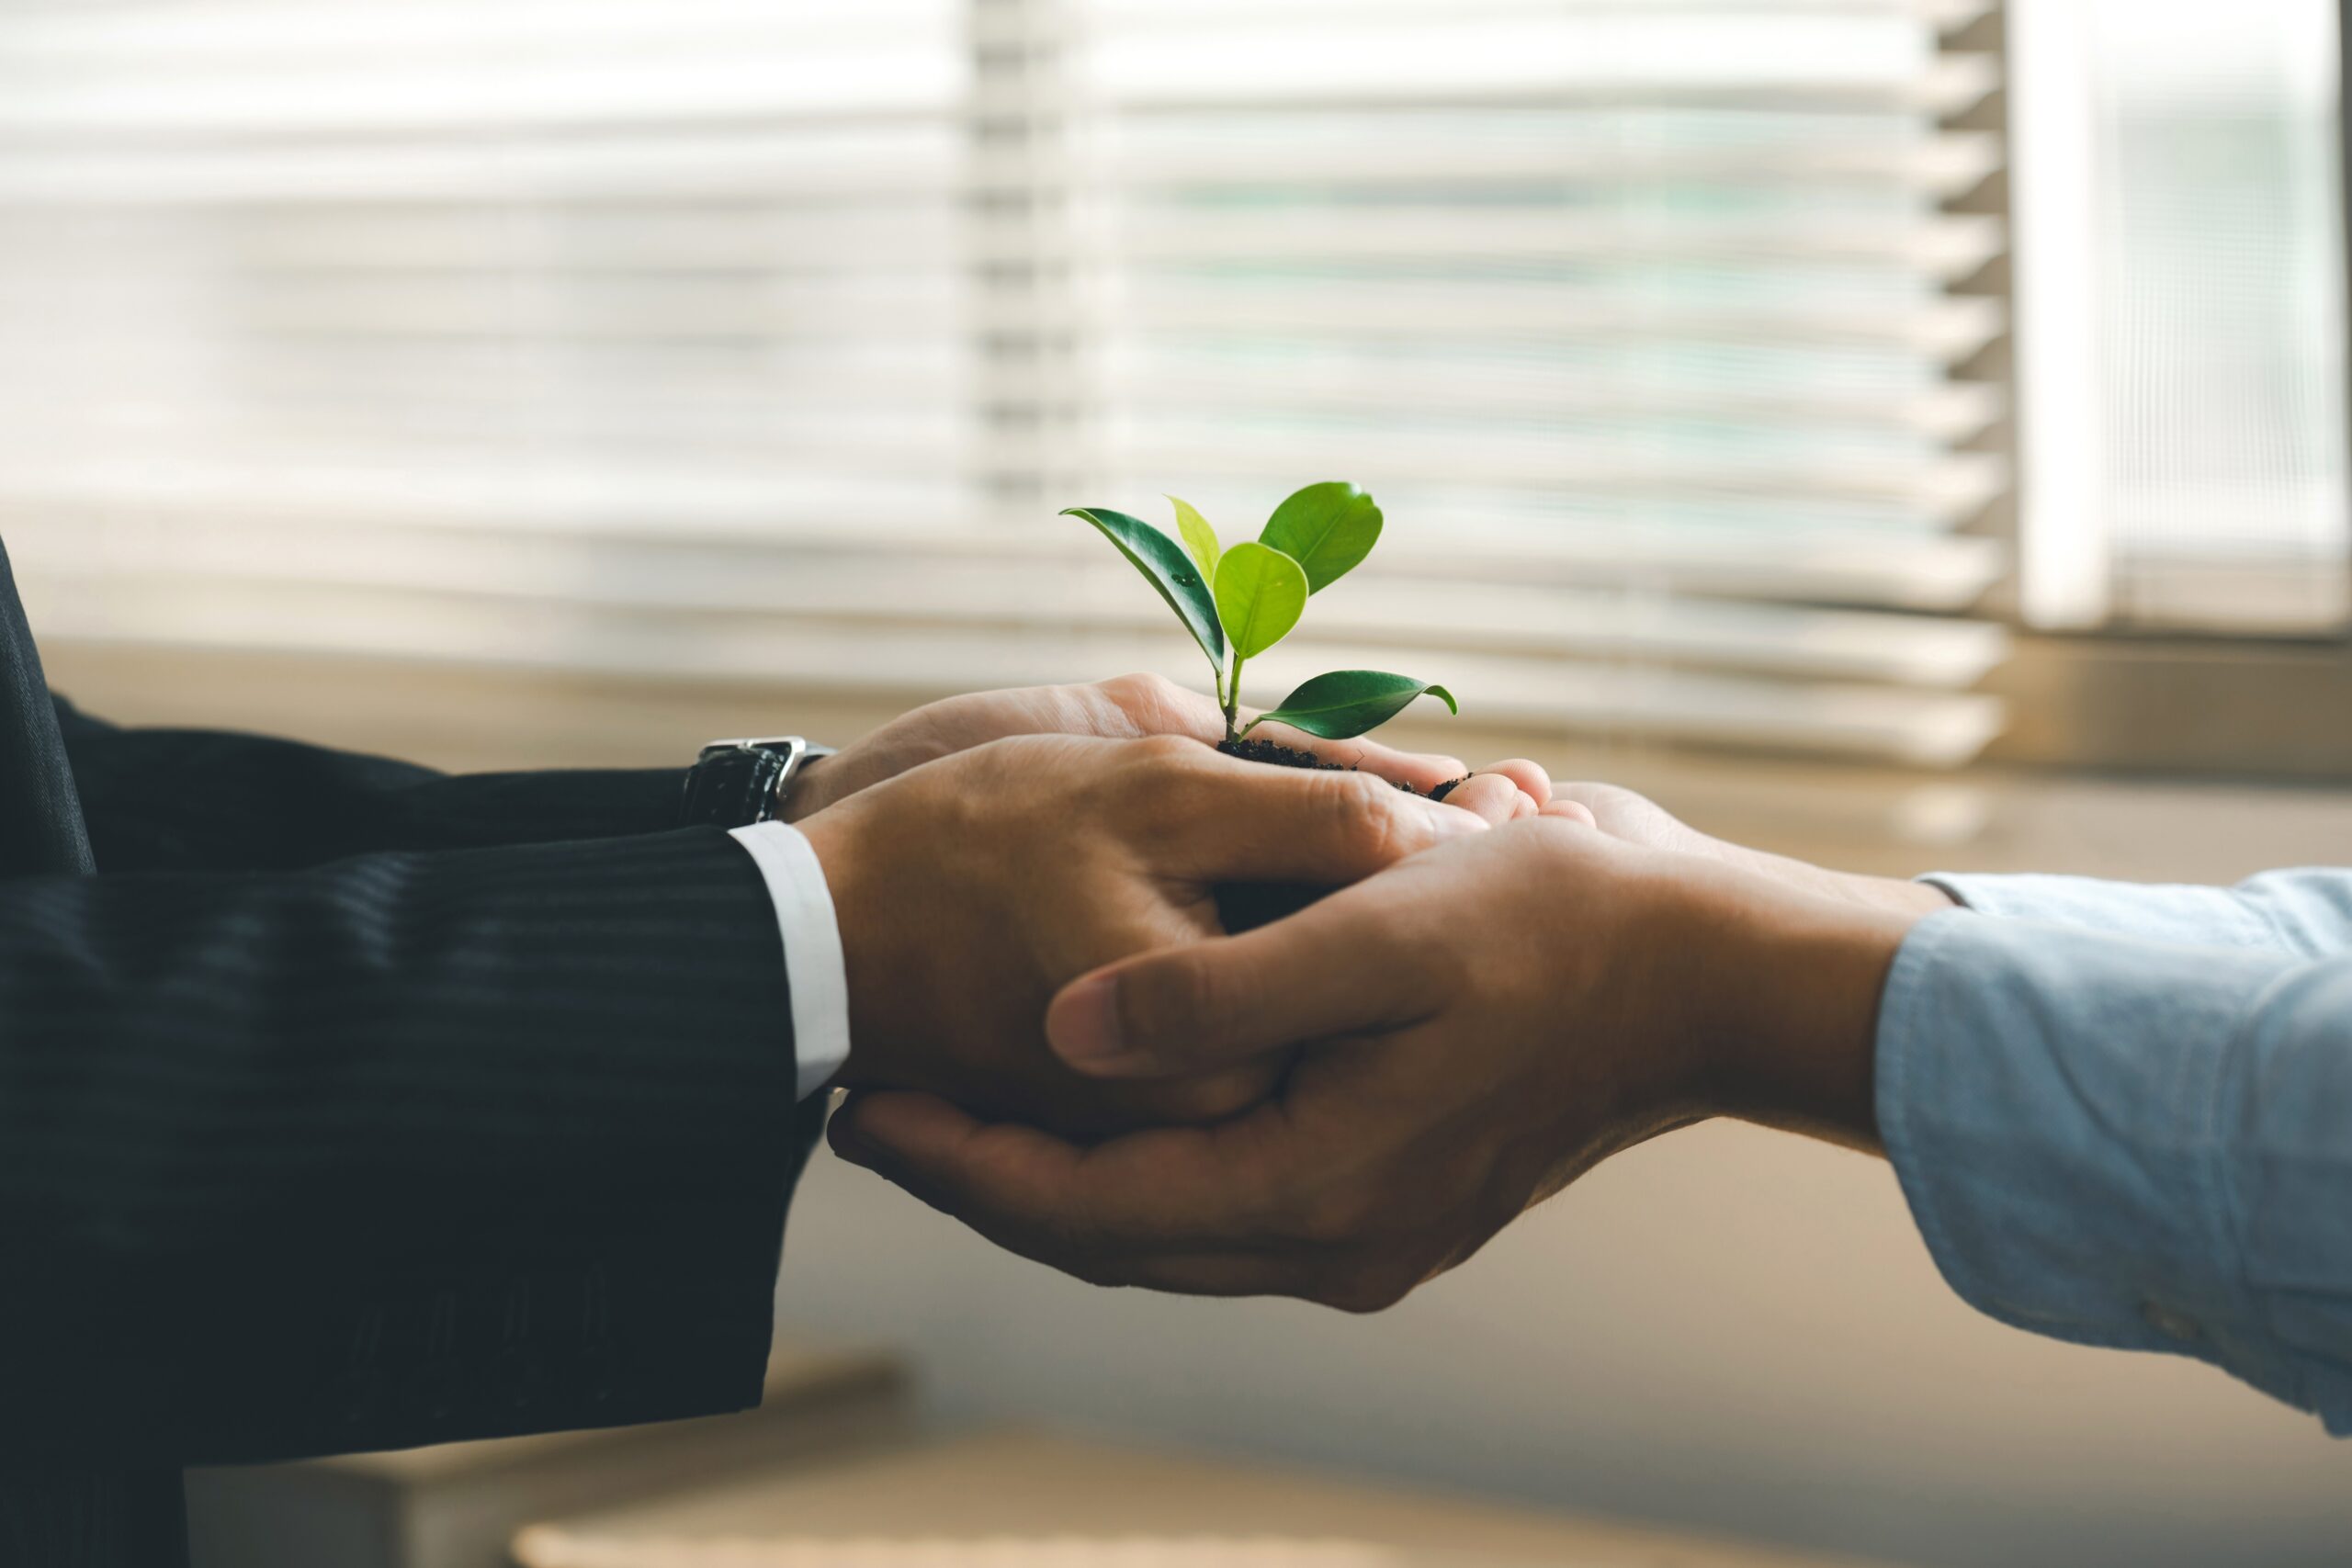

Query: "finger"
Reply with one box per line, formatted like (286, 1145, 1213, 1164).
(1048, 891, 1429, 1077)
(1165, 751, 1487, 884)
(831, 1089, 1279, 1256)
(1474, 758, 1553, 807)
(1244, 720, 1467, 796)
(1432, 773, 1524, 827)
(840, 1092, 1426, 1304)
(836, 1098, 1303, 1297)
(1541, 798, 1600, 829)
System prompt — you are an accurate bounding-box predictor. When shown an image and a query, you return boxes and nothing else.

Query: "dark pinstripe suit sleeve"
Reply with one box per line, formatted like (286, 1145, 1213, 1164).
(53, 697, 690, 873)
(0, 826, 815, 1469)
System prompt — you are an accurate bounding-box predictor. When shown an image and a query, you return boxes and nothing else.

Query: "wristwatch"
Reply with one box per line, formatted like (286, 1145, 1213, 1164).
(680, 735, 837, 829)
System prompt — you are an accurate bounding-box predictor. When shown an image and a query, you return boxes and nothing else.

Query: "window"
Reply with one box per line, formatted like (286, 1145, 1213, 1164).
(10, 0, 2314, 773)
(2009, 0, 2349, 634)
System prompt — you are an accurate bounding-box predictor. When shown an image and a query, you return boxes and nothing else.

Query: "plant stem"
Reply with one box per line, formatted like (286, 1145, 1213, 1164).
(1221, 654, 1246, 745)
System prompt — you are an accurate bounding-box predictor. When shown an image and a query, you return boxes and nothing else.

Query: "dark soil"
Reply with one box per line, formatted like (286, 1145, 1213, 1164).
(1213, 737, 1472, 932)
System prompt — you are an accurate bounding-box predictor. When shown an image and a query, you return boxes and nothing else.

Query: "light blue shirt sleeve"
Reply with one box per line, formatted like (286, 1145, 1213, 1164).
(1876, 884, 2352, 1434)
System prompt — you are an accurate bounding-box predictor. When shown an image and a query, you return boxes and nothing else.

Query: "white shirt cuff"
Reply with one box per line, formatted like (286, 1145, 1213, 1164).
(728, 821, 851, 1101)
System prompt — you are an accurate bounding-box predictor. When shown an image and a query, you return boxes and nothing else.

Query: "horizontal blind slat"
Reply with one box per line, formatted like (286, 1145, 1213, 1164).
(1097, 57, 2000, 117)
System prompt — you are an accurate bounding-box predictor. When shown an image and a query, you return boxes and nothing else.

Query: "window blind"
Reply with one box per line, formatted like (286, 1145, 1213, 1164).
(0, 0, 2012, 766)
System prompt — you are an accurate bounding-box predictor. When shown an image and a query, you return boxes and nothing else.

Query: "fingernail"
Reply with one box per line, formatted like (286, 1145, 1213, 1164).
(1048, 972, 1126, 1066)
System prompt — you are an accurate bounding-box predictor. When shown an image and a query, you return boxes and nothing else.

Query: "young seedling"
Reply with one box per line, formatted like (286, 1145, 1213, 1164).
(1063, 481, 1455, 749)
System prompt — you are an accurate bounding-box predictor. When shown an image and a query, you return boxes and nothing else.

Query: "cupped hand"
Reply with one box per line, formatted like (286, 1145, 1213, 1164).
(827, 816, 1923, 1308)
(794, 731, 1492, 1139)
(783, 672, 1477, 822)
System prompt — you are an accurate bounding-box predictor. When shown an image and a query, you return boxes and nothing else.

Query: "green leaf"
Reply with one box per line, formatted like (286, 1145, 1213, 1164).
(1064, 505, 1226, 669)
(1169, 495, 1221, 580)
(1261, 481, 1383, 594)
(1213, 541, 1309, 661)
(1254, 670, 1456, 740)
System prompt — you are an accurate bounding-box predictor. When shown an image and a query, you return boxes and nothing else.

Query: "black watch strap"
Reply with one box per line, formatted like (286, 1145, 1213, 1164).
(680, 744, 792, 830)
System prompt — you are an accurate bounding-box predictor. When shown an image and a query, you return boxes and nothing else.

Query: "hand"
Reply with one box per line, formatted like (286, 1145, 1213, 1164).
(794, 732, 1492, 1139)
(828, 817, 1928, 1308)
(782, 673, 1477, 823)
(1545, 782, 1951, 917)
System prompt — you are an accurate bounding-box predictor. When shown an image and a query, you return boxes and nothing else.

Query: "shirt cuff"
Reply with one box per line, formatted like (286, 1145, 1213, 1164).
(727, 821, 851, 1102)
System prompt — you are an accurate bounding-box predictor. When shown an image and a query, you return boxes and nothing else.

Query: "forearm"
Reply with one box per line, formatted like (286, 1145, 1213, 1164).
(1742, 848, 2352, 957)
(1875, 914, 2352, 1432)
(1677, 864, 2352, 1430)
(0, 830, 804, 1463)
(59, 697, 688, 872)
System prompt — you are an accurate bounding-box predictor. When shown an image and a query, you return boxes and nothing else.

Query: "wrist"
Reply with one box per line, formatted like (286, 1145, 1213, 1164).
(1688, 869, 1928, 1151)
(781, 756, 836, 824)
(1839, 872, 1959, 918)
(1769, 852, 1957, 919)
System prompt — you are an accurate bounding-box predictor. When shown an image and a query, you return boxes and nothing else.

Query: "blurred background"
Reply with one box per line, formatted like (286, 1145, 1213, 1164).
(5, 1, 2352, 1566)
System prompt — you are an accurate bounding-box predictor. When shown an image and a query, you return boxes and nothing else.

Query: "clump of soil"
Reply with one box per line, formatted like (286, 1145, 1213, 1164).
(1213, 737, 1472, 932)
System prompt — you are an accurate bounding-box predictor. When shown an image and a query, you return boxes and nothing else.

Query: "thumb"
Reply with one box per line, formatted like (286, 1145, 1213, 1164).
(1169, 756, 1487, 886)
(1046, 895, 1422, 1078)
